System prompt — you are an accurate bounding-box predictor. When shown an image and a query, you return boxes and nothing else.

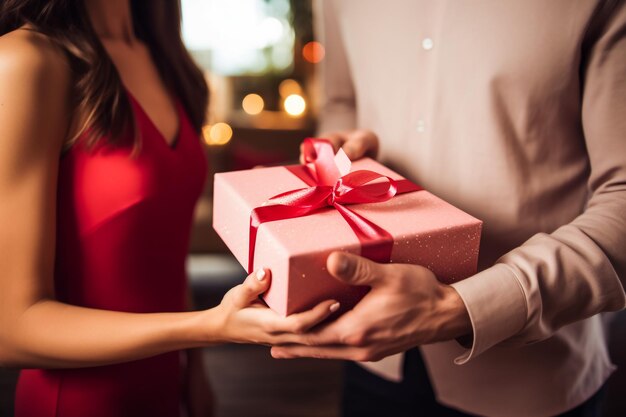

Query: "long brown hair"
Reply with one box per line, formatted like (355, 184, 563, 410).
(0, 0, 209, 148)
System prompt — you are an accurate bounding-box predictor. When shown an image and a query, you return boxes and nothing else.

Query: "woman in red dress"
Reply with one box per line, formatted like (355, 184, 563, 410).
(0, 1, 339, 416)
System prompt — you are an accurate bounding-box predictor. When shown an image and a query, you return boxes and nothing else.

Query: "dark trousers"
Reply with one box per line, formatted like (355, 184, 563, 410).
(342, 348, 606, 417)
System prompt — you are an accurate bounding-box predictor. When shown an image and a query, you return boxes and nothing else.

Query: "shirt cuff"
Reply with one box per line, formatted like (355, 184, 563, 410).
(450, 263, 528, 365)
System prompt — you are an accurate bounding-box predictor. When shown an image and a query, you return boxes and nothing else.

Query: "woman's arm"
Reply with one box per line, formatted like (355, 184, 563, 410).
(0, 30, 337, 369)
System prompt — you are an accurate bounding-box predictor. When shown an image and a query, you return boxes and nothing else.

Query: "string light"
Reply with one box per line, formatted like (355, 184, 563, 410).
(242, 93, 264, 115)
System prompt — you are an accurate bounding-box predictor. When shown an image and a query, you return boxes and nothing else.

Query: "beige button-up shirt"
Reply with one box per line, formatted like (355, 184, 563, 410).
(315, 1, 626, 416)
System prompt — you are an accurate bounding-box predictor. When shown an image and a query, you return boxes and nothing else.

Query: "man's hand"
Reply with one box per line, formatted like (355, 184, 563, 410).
(301, 129, 379, 163)
(271, 252, 473, 362)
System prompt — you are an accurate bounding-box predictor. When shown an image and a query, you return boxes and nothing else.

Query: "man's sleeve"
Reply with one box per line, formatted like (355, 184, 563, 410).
(314, 0, 357, 134)
(450, 2, 626, 364)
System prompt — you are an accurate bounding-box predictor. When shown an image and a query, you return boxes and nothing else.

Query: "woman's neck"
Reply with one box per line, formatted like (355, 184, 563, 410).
(85, 0, 135, 44)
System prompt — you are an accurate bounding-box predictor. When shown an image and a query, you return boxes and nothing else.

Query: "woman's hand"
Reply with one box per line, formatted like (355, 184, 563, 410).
(302, 129, 379, 162)
(205, 269, 340, 346)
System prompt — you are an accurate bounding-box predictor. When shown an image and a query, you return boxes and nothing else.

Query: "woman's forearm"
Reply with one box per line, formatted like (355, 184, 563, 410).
(2, 299, 216, 369)
(0, 270, 337, 369)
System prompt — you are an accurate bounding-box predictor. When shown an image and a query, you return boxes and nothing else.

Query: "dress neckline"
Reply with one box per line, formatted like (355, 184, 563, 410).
(125, 88, 182, 151)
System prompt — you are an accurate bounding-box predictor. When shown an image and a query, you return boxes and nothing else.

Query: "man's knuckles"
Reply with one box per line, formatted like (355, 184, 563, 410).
(341, 326, 373, 347)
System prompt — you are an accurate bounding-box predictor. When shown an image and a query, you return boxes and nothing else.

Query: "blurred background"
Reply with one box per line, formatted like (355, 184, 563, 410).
(181, 0, 321, 255)
(1, 1, 625, 416)
(180, 3, 347, 413)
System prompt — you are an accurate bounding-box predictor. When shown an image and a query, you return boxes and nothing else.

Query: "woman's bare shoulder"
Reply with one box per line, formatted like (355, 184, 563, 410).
(0, 27, 71, 91)
(0, 28, 72, 154)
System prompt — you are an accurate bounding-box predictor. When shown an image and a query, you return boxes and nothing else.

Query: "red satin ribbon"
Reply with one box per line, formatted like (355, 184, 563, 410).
(247, 138, 423, 273)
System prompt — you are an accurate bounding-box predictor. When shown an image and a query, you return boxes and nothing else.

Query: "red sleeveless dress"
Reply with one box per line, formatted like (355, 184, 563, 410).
(14, 92, 208, 417)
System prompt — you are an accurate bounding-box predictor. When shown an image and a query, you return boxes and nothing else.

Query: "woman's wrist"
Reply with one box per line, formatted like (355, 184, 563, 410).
(184, 307, 227, 347)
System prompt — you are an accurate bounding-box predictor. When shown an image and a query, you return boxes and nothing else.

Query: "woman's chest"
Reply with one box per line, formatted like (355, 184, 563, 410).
(57, 130, 207, 236)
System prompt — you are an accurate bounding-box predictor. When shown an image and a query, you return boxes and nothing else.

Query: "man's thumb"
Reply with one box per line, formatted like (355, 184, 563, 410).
(327, 252, 382, 286)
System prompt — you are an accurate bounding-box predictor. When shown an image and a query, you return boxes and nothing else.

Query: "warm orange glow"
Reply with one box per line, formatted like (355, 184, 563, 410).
(242, 93, 264, 115)
(278, 79, 302, 98)
(202, 125, 213, 145)
(203, 122, 233, 146)
(302, 41, 325, 63)
(284, 94, 306, 117)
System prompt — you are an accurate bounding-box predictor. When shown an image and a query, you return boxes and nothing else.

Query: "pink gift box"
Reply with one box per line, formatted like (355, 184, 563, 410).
(213, 156, 482, 316)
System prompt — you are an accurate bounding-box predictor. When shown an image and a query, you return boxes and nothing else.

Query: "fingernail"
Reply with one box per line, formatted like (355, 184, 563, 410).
(329, 302, 340, 312)
(256, 269, 266, 281)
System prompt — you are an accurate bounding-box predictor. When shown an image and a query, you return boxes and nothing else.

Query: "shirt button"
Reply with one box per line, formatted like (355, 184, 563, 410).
(416, 120, 426, 133)
(422, 37, 434, 50)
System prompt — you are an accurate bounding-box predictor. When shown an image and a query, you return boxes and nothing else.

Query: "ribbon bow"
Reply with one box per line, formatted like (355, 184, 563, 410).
(248, 138, 422, 273)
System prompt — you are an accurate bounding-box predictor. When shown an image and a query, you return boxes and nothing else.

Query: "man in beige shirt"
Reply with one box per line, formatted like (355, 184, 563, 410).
(271, 1, 626, 416)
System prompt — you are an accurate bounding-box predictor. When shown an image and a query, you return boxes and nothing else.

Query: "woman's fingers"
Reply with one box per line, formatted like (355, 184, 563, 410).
(231, 269, 271, 308)
(225, 272, 342, 344)
(267, 299, 340, 335)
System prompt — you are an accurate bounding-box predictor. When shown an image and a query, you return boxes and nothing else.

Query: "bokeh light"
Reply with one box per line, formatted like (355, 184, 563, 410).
(284, 94, 306, 117)
(181, 0, 295, 75)
(203, 122, 233, 145)
(302, 41, 325, 64)
(202, 125, 212, 145)
(278, 79, 302, 98)
(258, 17, 285, 47)
(242, 93, 265, 115)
